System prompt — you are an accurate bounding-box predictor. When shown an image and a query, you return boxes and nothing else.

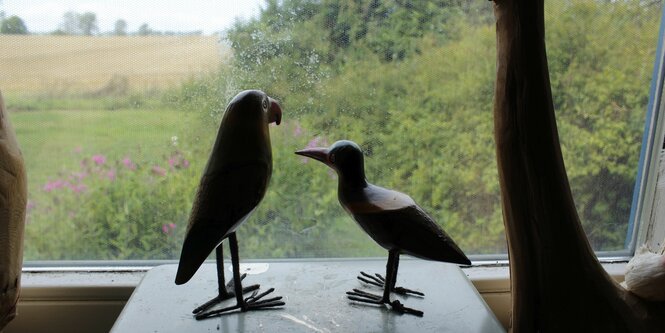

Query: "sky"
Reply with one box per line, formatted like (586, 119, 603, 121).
(1, 0, 266, 35)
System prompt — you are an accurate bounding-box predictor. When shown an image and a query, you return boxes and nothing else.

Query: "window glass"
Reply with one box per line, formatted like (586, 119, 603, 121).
(2, 0, 661, 261)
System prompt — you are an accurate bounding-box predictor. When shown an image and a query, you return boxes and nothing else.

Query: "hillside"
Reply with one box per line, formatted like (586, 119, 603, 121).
(0, 35, 225, 93)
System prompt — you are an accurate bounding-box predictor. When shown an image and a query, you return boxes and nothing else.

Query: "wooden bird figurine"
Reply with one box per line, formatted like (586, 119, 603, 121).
(296, 140, 470, 316)
(0, 91, 27, 330)
(175, 90, 284, 319)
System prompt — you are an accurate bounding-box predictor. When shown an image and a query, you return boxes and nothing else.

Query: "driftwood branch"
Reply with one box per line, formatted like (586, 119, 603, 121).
(492, 0, 665, 331)
(0, 91, 27, 331)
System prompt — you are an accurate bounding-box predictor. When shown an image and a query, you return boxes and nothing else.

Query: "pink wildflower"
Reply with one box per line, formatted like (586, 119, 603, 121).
(122, 157, 136, 170)
(162, 223, 176, 235)
(43, 179, 66, 192)
(306, 136, 321, 149)
(92, 154, 106, 165)
(107, 170, 116, 181)
(168, 152, 190, 169)
(71, 172, 88, 181)
(152, 166, 167, 177)
(73, 146, 83, 153)
(293, 123, 303, 137)
(71, 184, 87, 193)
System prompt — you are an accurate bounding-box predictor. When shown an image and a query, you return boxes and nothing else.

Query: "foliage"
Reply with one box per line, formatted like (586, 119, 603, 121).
(114, 19, 127, 36)
(209, 0, 661, 254)
(1, 15, 28, 34)
(24, 151, 197, 259)
(60, 11, 99, 36)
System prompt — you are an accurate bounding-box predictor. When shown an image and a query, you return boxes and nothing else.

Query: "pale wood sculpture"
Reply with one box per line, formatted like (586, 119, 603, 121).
(623, 245, 665, 301)
(492, 0, 665, 331)
(0, 91, 27, 331)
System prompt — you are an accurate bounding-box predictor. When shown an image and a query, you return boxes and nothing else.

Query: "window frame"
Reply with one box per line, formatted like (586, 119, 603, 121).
(9, 6, 665, 332)
(627, 3, 665, 254)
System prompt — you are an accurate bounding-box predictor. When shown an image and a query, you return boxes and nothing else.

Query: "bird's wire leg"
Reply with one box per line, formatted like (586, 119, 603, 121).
(356, 253, 424, 298)
(230, 234, 284, 311)
(347, 250, 424, 317)
(357, 272, 424, 297)
(391, 254, 424, 297)
(196, 233, 284, 320)
(193, 244, 260, 316)
(196, 288, 286, 320)
(193, 273, 259, 315)
(346, 289, 424, 317)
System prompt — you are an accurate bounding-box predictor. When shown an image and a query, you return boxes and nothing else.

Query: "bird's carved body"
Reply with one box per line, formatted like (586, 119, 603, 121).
(0, 91, 27, 330)
(296, 140, 469, 316)
(176, 90, 280, 286)
(340, 184, 468, 264)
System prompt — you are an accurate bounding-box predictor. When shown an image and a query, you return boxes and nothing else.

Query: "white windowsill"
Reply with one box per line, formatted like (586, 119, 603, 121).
(4, 259, 629, 332)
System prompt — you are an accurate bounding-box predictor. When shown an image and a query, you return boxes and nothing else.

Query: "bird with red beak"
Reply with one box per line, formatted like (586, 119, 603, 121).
(175, 90, 284, 319)
(296, 140, 470, 316)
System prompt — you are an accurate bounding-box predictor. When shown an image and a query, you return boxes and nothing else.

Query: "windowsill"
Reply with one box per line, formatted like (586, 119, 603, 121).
(4, 259, 629, 332)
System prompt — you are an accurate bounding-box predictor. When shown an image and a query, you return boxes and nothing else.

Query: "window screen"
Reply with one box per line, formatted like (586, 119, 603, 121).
(1, 0, 661, 261)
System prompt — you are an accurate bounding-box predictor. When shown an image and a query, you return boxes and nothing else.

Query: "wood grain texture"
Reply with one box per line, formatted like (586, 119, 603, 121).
(492, 0, 665, 331)
(0, 90, 27, 331)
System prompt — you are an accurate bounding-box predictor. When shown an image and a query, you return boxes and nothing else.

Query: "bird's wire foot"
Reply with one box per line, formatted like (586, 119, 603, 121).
(388, 299, 424, 317)
(346, 288, 382, 303)
(195, 288, 285, 320)
(192, 273, 259, 315)
(245, 288, 285, 310)
(357, 271, 425, 297)
(346, 289, 423, 317)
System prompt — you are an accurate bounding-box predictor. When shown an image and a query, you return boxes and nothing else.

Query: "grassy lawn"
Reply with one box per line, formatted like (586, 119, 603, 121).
(11, 108, 198, 194)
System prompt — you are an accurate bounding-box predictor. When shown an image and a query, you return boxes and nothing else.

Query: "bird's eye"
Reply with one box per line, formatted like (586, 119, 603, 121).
(262, 99, 269, 110)
(329, 153, 336, 164)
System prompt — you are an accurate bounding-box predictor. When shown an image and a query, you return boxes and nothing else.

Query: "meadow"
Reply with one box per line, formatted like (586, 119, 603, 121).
(11, 108, 195, 193)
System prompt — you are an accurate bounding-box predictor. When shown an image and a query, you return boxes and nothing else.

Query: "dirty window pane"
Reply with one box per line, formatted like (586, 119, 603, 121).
(2, 0, 661, 261)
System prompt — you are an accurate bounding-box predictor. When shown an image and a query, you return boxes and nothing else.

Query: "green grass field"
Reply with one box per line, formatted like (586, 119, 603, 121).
(11, 107, 198, 193)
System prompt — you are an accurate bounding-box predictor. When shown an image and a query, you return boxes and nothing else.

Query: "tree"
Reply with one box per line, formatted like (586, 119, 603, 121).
(114, 19, 127, 36)
(79, 12, 98, 35)
(137, 23, 154, 36)
(61, 11, 79, 34)
(1, 15, 28, 34)
(60, 11, 98, 35)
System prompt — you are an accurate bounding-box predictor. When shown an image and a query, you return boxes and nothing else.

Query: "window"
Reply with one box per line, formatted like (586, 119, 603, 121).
(1, 0, 663, 263)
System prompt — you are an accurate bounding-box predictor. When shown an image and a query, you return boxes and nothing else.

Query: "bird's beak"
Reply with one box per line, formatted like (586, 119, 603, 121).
(295, 147, 331, 166)
(268, 98, 282, 125)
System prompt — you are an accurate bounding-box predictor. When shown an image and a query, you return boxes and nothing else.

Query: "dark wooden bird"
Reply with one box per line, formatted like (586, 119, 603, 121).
(175, 90, 284, 319)
(296, 140, 470, 316)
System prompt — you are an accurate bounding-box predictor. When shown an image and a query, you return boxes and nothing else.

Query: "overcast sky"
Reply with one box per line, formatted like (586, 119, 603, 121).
(1, 0, 266, 34)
